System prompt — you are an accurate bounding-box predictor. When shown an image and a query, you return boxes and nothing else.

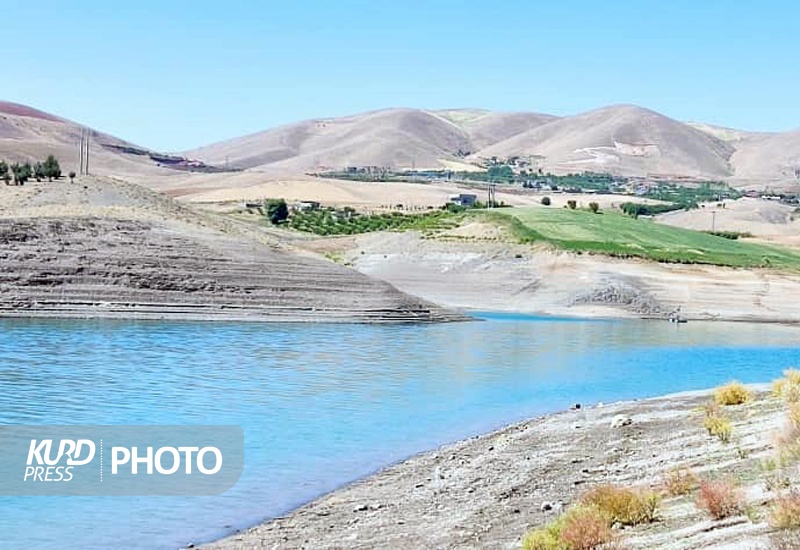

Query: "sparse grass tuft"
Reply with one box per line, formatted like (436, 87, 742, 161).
(696, 479, 744, 520)
(714, 381, 751, 405)
(771, 528, 800, 550)
(762, 458, 792, 492)
(770, 491, 800, 529)
(663, 467, 699, 497)
(704, 415, 733, 443)
(581, 485, 660, 525)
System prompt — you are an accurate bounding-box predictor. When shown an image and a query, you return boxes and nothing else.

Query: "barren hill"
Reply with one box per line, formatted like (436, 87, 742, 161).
(184, 108, 558, 172)
(476, 105, 736, 178)
(185, 108, 475, 172)
(0, 101, 228, 179)
(729, 129, 800, 187)
(432, 109, 559, 150)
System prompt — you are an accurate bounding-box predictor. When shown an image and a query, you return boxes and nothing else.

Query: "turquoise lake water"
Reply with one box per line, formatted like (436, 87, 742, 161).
(1, 314, 799, 549)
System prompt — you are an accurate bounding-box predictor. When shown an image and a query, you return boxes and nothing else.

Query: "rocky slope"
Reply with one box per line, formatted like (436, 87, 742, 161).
(0, 177, 464, 323)
(203, 387, 789, 549)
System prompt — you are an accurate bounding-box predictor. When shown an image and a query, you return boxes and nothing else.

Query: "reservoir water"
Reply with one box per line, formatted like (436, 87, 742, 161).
(1, 313, 799, 549)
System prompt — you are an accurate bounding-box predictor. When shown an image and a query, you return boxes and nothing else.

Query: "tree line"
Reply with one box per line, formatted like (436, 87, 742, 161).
(0, 155, 66, 185)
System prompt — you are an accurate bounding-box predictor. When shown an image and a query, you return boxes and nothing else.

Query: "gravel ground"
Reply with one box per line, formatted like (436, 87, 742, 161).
(203, 388, 791, 550)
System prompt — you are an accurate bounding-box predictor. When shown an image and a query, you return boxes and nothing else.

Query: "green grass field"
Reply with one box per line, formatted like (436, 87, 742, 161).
(485, 207, 800, 270)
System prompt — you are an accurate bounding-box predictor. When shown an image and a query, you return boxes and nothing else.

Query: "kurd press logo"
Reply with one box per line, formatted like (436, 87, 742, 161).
(1, 426, 244, 495)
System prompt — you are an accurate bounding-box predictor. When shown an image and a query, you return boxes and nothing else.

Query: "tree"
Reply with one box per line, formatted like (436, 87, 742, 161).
(10, 162, 29, 186)
(588, 202, 600, 213)
(265, 199, 289, 225)
(43, 155, 61, 181)
(22, 163, 32, 185)
(68, 171, 76, 183)
(541, 196, 551, 206)
(0, 161, 8, 185)
(567, 200, 577, 210)
(33, 162, 45, 182)
(487, 164, 514, 182)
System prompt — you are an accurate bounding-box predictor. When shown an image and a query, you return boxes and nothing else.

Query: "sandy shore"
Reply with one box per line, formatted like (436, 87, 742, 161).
(202, 385, 791, 550)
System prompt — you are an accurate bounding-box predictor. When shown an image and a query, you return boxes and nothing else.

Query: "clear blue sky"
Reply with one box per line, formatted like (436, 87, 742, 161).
(3, 0, 799, 151)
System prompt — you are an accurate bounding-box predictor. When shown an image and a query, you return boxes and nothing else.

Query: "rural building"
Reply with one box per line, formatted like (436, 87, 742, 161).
(449, 194, 478, 207)
(294, 200, 321, 212)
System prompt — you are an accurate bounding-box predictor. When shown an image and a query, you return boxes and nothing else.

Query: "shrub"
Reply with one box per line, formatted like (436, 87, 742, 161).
(704, 415, 732, 443)
(521, 506, 614, 550)
(581, 485, 660, 525)
(521, 529, 566, 550)
(588, 202, 600, 213)
(521, 516, 568, 550)
(775, 370, 800, 402)
(775, 419, 800, 463)
(714, 381, 751, 405)
(541, 196, 551, 206)
(696, 479, 744, 520)
(559, 505, 613, 550)
(771, 491, 800, 529)
(567, 200, 577, 210)
(663, 467, 699, 496)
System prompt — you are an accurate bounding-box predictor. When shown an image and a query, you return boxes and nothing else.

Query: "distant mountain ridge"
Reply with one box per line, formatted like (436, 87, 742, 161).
(1, 100, 799, 186)
(183, 104, 800, 186)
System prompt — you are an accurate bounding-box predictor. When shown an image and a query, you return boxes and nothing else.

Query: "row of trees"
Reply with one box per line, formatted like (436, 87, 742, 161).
(0, 155, 66, 186)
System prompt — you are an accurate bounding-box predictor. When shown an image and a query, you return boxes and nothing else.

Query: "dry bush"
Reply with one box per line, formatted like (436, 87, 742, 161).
(775, 411, 800, 464)
(773, 370, 800, 402)
(581, 485, 660, 525)
(696, 479, 744, 520)
(521, 528, 566, 550)
(559, 505, 613, 550)
(789, 403, 800, 429)
(700, 399, 722, 418)
(704, 415, 733, 443)
(771, 490, 800, 529)
(714, 381, 751, 405)
(663, 467, 699, 496)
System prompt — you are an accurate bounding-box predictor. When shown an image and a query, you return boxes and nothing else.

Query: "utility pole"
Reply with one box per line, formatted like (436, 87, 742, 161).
(84, 128, 90, 175)
(711, 210, 716, 232)
(487, 182, 497, 208)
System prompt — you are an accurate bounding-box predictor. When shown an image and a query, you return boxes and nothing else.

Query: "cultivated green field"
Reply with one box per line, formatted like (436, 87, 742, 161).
(486, 207, 800, 269)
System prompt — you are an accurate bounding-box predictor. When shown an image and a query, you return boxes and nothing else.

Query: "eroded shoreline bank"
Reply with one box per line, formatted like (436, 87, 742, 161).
(201, 385, 790, 550)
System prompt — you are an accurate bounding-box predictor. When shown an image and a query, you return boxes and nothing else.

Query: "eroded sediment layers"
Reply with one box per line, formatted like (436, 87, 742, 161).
(0, 217, 463, 323)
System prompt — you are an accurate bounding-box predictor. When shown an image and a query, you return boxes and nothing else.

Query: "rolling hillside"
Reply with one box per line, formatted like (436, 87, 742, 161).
(186, 103, 800, 183)
(3, 99, 800, 186)
(0, 101, 222, 178)
(729, 130, 800, 185)
(183, 107, 559, 172)
(476, 105, 736, 178)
